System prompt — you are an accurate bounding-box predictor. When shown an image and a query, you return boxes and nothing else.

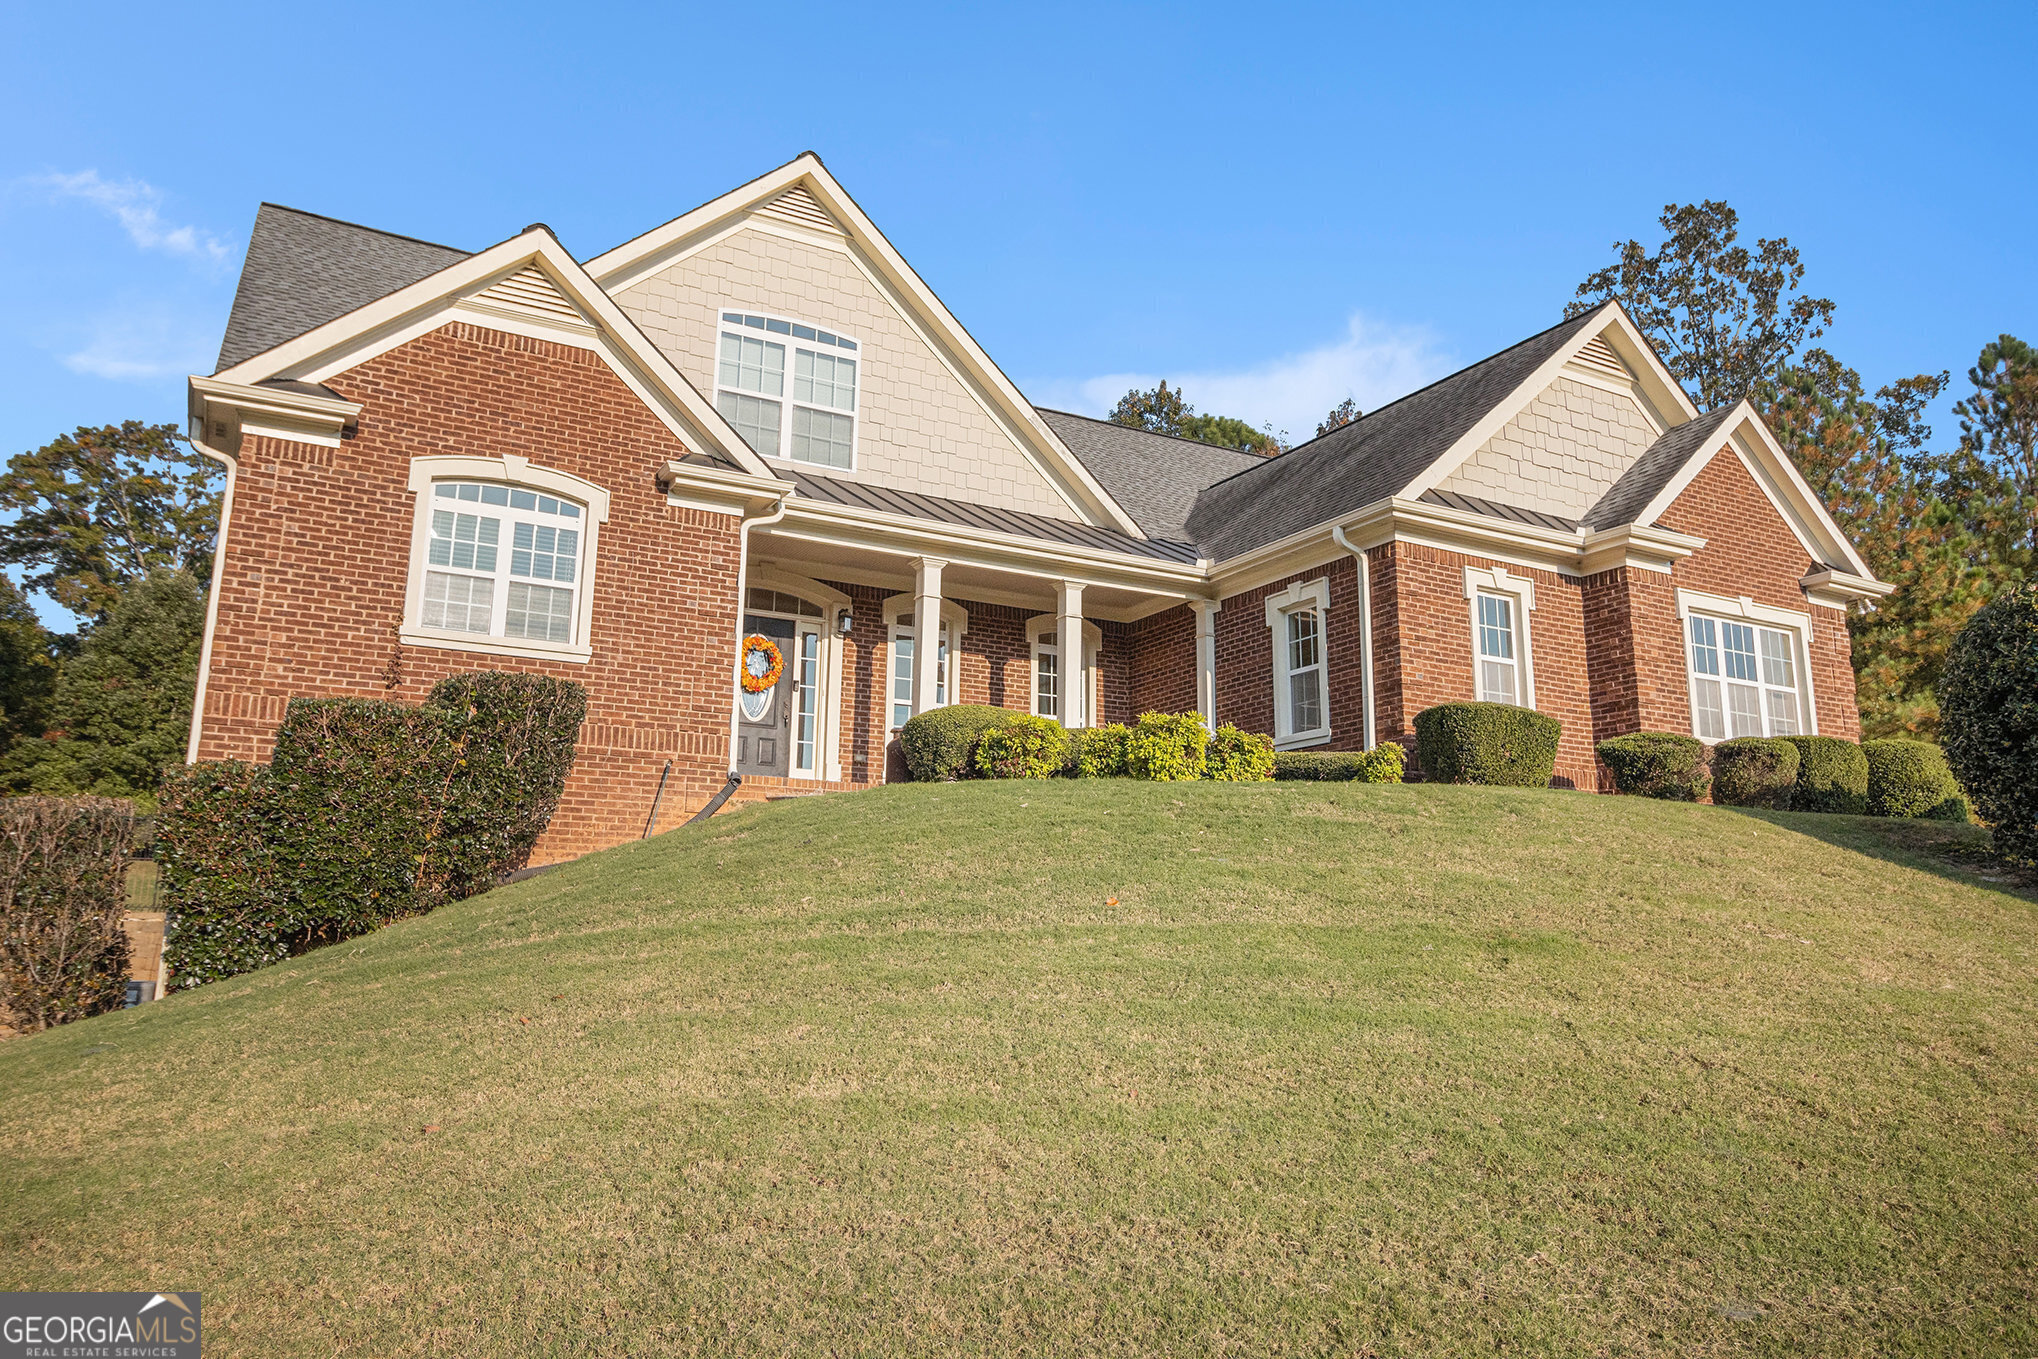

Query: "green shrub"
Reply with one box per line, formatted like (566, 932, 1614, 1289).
(1204, 724, 1274, 782)
(1068, 724, 1129, 777)
(974, 715, 1070, 779)
(1413, 703, 1560, 787)
(0, 796, 136, 1031)
(900, 704, 1017, 782)
(1711, 737, 1800, 809)
(1939, 588, 2038, 863)
(1862, 739, 1969, 821)
(160, 671, 586, 989)
(1124, 711, 1208, 782)
(1271, 744, 1406, 783)
(1781, 736, 1868, 814)
(1595, 732, 1710, 801)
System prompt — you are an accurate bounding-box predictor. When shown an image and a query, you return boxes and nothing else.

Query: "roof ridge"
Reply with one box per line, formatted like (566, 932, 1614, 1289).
(1034, 406, 1273, 458)
(254, 202, 472, 258)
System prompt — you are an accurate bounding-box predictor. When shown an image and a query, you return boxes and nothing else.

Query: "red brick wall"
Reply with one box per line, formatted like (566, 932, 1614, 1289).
(1655, 447, 1862, 739)
(1211, 557, 1368, 750)
(1123, 604, 1197, 720)
(196, 321, 744, 860)
(1581, 565, 1691, 744)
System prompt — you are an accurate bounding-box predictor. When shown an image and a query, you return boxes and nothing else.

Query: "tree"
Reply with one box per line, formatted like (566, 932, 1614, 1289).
(1950, 334, 2038, 556)
(1111, 382, 1284, 454)
(1568, 201, 1835, 410)
(0, 422, 221, 621)
(1317, 398, 1362, 439)
(0, 578, 60, 758)
(1937, 586, 2038, 865)
(0, 570, 206, 810)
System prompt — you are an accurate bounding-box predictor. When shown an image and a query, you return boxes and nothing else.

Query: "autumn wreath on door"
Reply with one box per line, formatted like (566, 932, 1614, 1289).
(740, 634, 785, 692)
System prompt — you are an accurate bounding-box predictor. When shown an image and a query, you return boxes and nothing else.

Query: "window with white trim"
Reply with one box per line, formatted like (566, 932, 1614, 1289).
(714, 311, 859, 469)
(1264, 578, 1332, 747)
(1686, 615, 1803, 740)
(421, 481, 586, 644)
(887, 611, 956, 731)
(1475, 592, 1520, 705)
(1026, 618, 1101, 725)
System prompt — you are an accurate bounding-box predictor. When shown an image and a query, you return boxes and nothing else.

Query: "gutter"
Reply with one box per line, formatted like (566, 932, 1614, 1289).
(724, 490, 792, 778)
(184, 437, 240, 765)
(1330, 525, 1377, 751)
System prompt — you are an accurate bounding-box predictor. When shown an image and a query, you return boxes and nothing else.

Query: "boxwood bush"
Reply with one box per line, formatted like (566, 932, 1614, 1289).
(900, 704, 1018, 782)
(1124, 711, 1208, 781)
(1711, 737, 1799, 809)
(974, 714, 1070, 779)
(1414, 703, 1560, 787)
(1782, 735, 1869, 814)
(1272, 743, 1406, 783)
(1938, 587, 2038, 862)
(1862, 739, 1969, 821)
(1204, 724, 1275, 782)
(1068, 724, 1129, 778)
(160, 672, 585, 988)
(1595, 732, 1710, 801)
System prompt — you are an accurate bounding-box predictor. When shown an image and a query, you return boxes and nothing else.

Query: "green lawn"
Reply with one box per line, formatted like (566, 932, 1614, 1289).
(3, 781, 2034, 1356)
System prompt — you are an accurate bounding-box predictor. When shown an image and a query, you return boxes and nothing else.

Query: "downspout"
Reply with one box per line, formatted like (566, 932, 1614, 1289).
(1331, 525, 1376, 751)
(722, 490, 791, 776)
(184, 437, 241, 765)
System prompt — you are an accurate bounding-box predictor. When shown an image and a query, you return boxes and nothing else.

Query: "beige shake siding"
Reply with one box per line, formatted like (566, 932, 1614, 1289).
(1437, 375, 1661, 520)
(614, 222, 1080, 519)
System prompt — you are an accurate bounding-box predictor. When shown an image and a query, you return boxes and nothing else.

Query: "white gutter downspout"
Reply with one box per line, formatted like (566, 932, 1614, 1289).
(184, 438, 241, 765)
(724, 492, 792, 776)
(1331, 525, 1376, 751)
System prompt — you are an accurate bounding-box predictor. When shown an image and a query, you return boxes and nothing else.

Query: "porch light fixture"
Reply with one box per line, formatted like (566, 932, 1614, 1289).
(835, 610, 855, 635)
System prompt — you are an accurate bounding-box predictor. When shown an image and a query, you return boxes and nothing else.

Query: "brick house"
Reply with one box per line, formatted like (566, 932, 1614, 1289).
(185, 153, 1891, 860)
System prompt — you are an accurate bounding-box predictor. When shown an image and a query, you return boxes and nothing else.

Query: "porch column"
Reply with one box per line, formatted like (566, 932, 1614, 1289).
(1190, 599, 1220, 729)
(911, 556, 947, 716)
(1056, 580, 1086, 728)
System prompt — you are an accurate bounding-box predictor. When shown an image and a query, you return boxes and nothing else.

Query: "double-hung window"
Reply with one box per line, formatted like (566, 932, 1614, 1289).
(714, 311, 859, 469)
(887, 611, 953, 730)
(1264, 578, 1332, 747)
(421, 481, 585, 645)
(1475, 592, 1520, 705)
(1687, 615, 1802, 739)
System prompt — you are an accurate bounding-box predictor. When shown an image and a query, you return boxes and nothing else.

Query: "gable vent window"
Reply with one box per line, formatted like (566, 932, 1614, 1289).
(1570, 334, 1629, 381)
(422, 482, 584, 644)
(715, 311, 859, 470)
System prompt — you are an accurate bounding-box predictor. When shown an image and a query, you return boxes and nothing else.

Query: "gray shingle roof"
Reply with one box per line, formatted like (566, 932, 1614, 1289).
(215, 204, 471, 373)
(1582, 405, 1737, 530)
(1034, 408, 1267, 540)
(1183, 305, 1612, 560)
(782, 467, 1200, 563)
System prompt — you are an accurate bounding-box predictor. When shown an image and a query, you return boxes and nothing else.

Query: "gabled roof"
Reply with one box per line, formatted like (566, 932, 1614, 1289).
(1185, 307, 1610, 559)
(1583, 405, 1737, 530)
(215, 205, 471, 373)
(780, 466, 1199, 563)
(584, 153, 1146, 538)
(1034, 409, 1265, 541)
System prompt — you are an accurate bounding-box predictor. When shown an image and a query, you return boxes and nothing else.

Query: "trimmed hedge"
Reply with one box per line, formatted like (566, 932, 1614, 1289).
(974, 715, 1070, 779)
(160, 672, 585, 988)
(1863, 739, 1969, 821)
(1595, 732, 1710, 801)
(1124, 711, 1208, 781)
(1068, 724, 1129, 778)
(1783, 736, 1869, 814)
(0, 796, 136, 1031)
(1204, 724, 1275, 782)
(900, 704, 1017, 782)
(1711, 737, 1799, 809)
(1413, 703, 1560, 787)
(1939, 588, 2038, 863)
(1272, 743, 1406, 783)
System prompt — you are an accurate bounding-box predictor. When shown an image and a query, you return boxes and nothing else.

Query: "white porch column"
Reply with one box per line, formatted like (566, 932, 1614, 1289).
(1189, 599, 1220, 730)
(911, 556, 947, 716)
(1055, 580, 1086, 728)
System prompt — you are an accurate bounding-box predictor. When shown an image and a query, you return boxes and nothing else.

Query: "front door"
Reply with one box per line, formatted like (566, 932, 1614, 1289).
(736, 614, 796, 778)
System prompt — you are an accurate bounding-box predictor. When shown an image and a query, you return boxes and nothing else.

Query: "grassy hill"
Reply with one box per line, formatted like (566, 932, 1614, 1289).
(2, 780, 2034, 1356)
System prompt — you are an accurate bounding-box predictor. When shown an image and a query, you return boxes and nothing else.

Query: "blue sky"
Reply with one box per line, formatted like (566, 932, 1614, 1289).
(3, 1, 2032, 625)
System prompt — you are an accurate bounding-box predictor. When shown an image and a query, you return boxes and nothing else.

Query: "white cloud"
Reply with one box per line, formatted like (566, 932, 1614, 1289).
(33, 169, 230, 262)
(61, 307, 217, 381)
(1028, 313, 1454, 442)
